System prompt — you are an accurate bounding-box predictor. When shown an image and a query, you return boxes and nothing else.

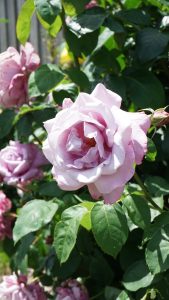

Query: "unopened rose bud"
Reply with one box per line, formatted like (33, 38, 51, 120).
(151, 108, 169, 127)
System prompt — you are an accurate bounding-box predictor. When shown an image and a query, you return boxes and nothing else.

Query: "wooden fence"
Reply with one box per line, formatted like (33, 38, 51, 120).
(0, 0, 60, 63)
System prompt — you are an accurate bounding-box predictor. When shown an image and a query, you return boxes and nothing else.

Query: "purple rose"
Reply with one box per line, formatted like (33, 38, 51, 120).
(0, 273, 46, 300)
(0, 141, 47, 186)
(0, 42, 40, 108)
(56, 279, 89, 300)
(43, 83, 150, 204)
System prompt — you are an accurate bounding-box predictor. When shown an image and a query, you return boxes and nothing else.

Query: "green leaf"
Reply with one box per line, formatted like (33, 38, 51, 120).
(28, 64, 64, 97)
(90, 251, 114, 285)
(37, 14, 62, 37)
(146, 224, 169, 274)
(122, 260, 154, 291)
(16, 0, 35, 44)
(124, 0, 142, 8)
(125, 70, 165, 109)
(53, 205, 88, 263)
(104, 15, 125, 33)
(15, 233, 34, 266)
(122, 194, 151, 229)
(116, 9, 150, 25)
(34, 0, 61, 25)
(67, 68, 90, 90)
(0, 110, 15, 139)
(68, 7, 106, 37)
(143, 211, 169, 242)
(145, 138, 157, 162)
(13, 200, 58, 243)
(80, 201, 95, 230)
(39, 181, 64, 198)
(15, 114, 33, 142)
(91, 202, 128, 258)
(136, 28, 169, 63)
(145, 176, 169, 197)
(62, 0, 90, 16)
(105, 287, 132, 300)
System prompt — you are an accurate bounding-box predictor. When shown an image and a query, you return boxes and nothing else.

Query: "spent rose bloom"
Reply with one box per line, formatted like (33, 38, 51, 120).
(0, 141, 47, 186)
(0, 191, 11, 215)
(56, 279, 89, 300)
(0, 42, 40, 108)
(43, 83, 150, 204)
(0, 191, 12, 240)
(0, 273, 46, 300)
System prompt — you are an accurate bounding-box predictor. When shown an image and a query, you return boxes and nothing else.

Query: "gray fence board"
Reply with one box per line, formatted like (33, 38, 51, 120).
(0, 0, 59, 63)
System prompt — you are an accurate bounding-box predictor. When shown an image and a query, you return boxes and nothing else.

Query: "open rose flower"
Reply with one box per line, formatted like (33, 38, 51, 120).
(56, 279, 89, 300)
(0, 141, 47, 186)
(0, 273, 46, 300)
(0, 42, 40, 108)
(43, 84, 150, 204)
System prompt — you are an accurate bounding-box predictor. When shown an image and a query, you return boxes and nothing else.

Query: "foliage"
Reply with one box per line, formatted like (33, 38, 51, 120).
(0, 0, 169, 299)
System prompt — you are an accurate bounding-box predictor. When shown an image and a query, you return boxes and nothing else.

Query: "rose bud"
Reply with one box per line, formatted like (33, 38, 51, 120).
(151, 108, 169, 127)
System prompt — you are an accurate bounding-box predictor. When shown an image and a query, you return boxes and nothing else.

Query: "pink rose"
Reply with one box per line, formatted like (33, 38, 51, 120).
(0, 42, 40, 108)
(56, 279, 89, 300)
(0, 141, 47, 186)
(43, 84, 150, 204)
(0, 273, 46, 300)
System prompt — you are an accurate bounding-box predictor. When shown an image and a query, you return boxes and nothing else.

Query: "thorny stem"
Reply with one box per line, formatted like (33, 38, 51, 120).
(134, 172, 164, 213)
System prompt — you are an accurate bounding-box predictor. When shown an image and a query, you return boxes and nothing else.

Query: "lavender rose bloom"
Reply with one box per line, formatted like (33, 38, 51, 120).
(0, 274, 46, 300)
(0, 141, 47, 186)
(56, 279, 89, 300)
(0, 42, 40, 108)
(43, 84, 150, 204)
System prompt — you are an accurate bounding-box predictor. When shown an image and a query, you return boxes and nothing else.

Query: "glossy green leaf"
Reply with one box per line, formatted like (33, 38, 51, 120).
(62, 0, 90, 16)
(91, 202, 128, 258)
(53, 205, 88, 263)
(116, 9, 150, 25)
(80, 201, 95, 230)
(125, 71, 165, 109)
(123, 194, 151, 229)
(13, 200, 58, 243)
(123, 260, 154, 291)
(0, 110, 15, 139)
(145, 138, 157, 162)
(28, 64, 64, 97)
(145, 176, 169, 197)
(16, 0, 35, 44)
(136, 28, 169, 63)
(68, 7, 106, 37)
(34, 0, 61, 25)
(146, 224, 169, 274)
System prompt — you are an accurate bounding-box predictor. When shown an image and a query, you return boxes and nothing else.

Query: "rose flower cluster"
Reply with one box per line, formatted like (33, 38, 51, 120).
(0, 190, 12, 240)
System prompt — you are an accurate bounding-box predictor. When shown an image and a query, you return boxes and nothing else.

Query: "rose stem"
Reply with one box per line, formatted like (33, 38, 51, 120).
(134, 172, 163, 213)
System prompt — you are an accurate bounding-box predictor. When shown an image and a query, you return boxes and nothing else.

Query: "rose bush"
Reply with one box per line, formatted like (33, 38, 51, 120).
(43, 84, 150, 203)
(0, 42, 40, 108)
(0, 141, 47, 186)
